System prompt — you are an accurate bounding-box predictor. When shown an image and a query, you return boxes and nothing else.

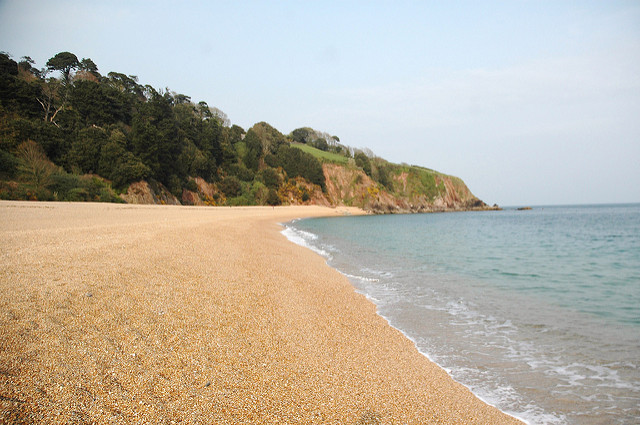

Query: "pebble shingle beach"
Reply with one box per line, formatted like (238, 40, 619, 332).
(0, 201, 522, 424)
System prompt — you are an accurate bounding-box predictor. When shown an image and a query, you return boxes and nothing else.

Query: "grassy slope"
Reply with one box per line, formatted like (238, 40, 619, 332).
(291, 142, 478, 207)
(393, 165, 444, 201)
(290, 143, 350, 165)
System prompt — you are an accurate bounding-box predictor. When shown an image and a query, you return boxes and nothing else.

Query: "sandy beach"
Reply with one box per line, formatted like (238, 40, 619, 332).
(0, 201, 522, 424)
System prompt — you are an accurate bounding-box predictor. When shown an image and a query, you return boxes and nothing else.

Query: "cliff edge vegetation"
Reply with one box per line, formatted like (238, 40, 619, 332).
(0, 51, 497, 213)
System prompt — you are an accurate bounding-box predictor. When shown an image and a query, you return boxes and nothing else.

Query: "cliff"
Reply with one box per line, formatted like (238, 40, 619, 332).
(320, 163, 495, 213)
(122, 162, 497, 214)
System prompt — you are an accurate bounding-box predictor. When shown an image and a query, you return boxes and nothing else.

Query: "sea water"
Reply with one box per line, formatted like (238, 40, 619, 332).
(282, 204, 640, 424)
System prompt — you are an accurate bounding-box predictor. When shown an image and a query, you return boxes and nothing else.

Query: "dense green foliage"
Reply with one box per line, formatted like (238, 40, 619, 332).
(272, 145, 326, 190)
(0, 50, 460, 207)
(354, 152, 372, 177)
(0, 51, 333, 204)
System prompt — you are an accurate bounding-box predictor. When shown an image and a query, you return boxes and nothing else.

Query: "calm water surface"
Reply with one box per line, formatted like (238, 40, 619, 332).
(283, 204, 640, 424)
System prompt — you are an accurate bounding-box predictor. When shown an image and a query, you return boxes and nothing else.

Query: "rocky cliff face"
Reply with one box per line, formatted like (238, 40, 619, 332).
(321, 163, 496, 213)
(120, 181, 180, 205)
(121, 163, 497, 213)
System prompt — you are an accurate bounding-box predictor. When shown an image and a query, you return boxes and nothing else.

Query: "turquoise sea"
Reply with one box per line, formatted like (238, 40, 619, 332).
(283, 204, 640, 424)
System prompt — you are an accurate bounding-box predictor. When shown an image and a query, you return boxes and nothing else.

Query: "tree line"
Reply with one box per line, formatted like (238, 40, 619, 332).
(0, 51, 339, 204)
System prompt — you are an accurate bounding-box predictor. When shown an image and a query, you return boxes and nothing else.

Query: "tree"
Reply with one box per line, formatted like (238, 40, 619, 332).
(354, 152, 372, 176)
(18, 56, 39, 76)
(36, 52, 80, 125)
(375, 162, 393, 189)
(3, 116, 69, 164)
(0, 52, 17, 75)
(68, 126, 108, 173)
(219, 175, 242, 197)
(35, 76, 63, 123)
(99, 130, 149, 188)
(2, 49, 362, 205)
(107, 72, 144, 99)
(275, 145, 326, 190)
(79, 58, 99, 76)
(266, 188, 280, 205)
(251, 122, 286, 154)
(76, 58, 100, 82)
(17, 140, 57, 191)
(178, 141, 215, 180)
(196, 101, 213, 120)
(199, 117, 223, 166)
(171, 92, 191, 105)
(0, 53, 41, 118)
(130, 89, 180, 184)
(70, 79, 128, 126)
(290, 127, 313, 144)
(242, 130, 262, 171)
(312, 138, 329, 151)
(210, 106, 230, 127)
(46, 52, 79, 87)
(227, 125, 245, 144)
(259, 167, 281, 189)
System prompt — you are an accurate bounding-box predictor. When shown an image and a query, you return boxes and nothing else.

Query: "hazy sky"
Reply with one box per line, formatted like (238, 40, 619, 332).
(1, 0, 638, 206)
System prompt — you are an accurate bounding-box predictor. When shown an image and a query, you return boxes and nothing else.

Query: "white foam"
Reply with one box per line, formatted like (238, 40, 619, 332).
(296, 229, 318, 240)
(280, 225, 331, 259)
(341, 272, 379, 283)
(361, 267, 395, 278)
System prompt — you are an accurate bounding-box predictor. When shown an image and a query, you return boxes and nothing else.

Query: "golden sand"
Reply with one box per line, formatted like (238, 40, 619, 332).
(0, 201, 522, 424)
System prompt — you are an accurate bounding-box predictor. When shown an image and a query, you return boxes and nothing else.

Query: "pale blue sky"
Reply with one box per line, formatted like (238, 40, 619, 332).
(1, 0, 639, 206)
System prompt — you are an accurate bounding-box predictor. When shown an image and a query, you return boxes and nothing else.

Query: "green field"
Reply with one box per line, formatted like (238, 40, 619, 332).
(290, 143, 350, 165)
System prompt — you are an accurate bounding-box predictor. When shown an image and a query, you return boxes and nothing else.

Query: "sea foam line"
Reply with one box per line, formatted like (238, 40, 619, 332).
(281, 224, 331, 259)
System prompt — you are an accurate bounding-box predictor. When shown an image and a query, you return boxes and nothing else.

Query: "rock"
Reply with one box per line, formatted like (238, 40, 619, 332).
(120, 180, 180, 205)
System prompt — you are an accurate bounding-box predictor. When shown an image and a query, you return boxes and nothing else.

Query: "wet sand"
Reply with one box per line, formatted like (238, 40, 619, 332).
(0, 201, 522, 424)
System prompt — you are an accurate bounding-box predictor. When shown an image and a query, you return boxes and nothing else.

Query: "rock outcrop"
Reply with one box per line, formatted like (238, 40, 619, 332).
(121, 164, 498, 213)
(321, 163, 497, 213)
(120, 180, 180, 205)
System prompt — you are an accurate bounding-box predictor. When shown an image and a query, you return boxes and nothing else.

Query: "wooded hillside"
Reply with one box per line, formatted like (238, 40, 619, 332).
(0, 51, 495, 212)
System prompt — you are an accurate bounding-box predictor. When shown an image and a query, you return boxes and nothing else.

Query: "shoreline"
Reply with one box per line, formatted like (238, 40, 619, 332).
(0, 201, 522, 423)
(281, 217, 528, 424)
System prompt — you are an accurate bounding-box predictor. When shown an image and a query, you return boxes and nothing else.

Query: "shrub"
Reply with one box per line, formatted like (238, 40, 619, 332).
(376, 164, 393, 190)
(228, 163, 255, 182)
(185, 179, 198, 192)
(275, 145, 326, 191)
(312, 138, 329, 151)
(220, 175, 242, 197)
(50, 172, 82, 196)
(17, 140, 57, 191)
(250, 181, 268, 204)
(48, 172, 121, 202)
(264, 153, 278, 168)
(267, 188, 281, 205)
(226, 193, 255, 206)
(67, 187, 91, 202)
(259, 167, 281, 189)
(354, 152, 371, 177)
(0, 149, 19, 179)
